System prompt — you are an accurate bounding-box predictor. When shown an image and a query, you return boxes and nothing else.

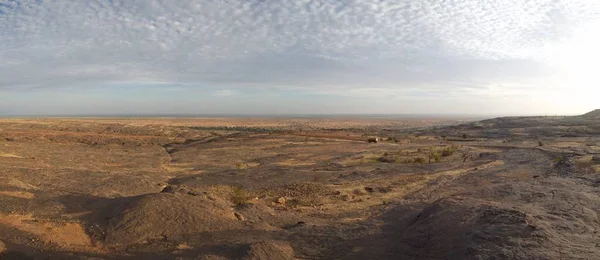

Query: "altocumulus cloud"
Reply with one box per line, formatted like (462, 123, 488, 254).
(0, 0, 599, 114)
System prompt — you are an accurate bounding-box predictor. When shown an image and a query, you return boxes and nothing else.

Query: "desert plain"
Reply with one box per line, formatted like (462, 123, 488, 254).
(1, 111, 600, 259)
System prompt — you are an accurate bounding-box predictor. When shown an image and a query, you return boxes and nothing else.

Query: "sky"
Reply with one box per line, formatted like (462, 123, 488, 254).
(0, 0, 599, 116)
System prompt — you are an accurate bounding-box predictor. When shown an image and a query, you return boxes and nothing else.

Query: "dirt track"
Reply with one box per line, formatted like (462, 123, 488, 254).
(0, 115, 599, 259)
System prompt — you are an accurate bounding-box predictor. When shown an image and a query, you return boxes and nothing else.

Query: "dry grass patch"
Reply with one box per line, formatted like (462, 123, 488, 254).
(573, 156, 600, 173)
(206, 185, 257, 206)
(6, 178, 40, 190)
(0, 153, 24, 158)
(235, 162, 261, 169)
(0, 191, 35, 199)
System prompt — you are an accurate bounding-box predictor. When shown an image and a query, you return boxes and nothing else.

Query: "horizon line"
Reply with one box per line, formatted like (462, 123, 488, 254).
(0, 112, 582, 119)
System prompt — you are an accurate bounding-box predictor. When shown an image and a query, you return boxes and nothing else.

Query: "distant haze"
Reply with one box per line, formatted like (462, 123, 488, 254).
(1, 1, 599, 116)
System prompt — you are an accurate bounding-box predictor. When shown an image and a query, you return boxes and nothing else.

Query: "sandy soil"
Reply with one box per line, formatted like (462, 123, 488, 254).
(0, 114, 599, 259)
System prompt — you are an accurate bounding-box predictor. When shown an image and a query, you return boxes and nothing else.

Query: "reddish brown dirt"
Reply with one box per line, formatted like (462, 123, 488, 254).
(0, 114, 599, 259)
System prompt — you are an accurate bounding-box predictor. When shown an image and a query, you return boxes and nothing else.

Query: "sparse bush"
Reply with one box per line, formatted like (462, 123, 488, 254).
(538, 141, 544, 147)
(231, 186, 250, 206)
(441, 145, 457, 157)
(376, 152, 396, 163)
(462, 134, 468, 139)
(553, 156, 566, 164)
(285, 198, 305, 208)
(461, 151, 474, 163)
(377, 186, 393, 193)
(377, 156, 395, 163)
(413, 157, 426, 164)
(428, 147, 441, 163)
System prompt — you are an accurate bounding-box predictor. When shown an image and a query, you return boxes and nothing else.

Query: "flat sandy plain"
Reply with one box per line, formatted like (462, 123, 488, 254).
(1, 112, 600, 259)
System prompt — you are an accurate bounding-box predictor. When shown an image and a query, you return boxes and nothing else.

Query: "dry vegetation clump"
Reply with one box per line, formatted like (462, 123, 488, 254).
(371, 146, 461, 165)
(428, 147, 442, 163)
(204, 185, 257, 206)
(236, 163, 249, 169)
(257, 182, 334, 208)
(400, 157, 427, 164)
(553, 155, 567, 164)
(386, 136, 399, 142)
(412, 157, 427, 164)
(231, 186, 253, 206)
(441, 145, 458, 157)
(235, 162, 260, 170)
(376, 156, 396, 163)
(461, 151, 475, 163)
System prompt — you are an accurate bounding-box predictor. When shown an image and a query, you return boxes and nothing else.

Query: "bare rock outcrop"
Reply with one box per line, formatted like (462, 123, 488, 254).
(242, 241, 295, 260)
(95, 192, 241, 245)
